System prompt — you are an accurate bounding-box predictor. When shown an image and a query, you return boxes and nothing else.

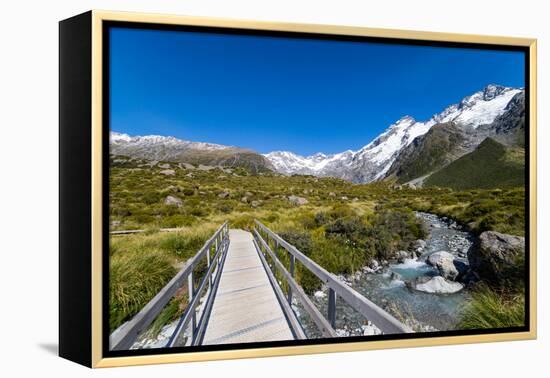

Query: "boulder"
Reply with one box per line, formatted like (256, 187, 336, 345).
(427, 251, 459, 280)
(179, 162, 195, 170)
(369, 259, 380, 271)
(251, 200, 261, 208)
(288, 195, 309, 206)
(198, 164, 215, 171)
(218, 191, 230, 199)
(159, 169, 176, 176)
(362, 266, 375, 274)
(469, 231, 525, 283)
(164, 195, 182, 207)
(314, 291, 326, 299)
(361, 322, 382, 336)
(412, 239, 427, 253)
(396, 250, 410, 263)
(389, 271, 402, 281)
(408, 276, 464, 294)
(158, 163, 171, 169)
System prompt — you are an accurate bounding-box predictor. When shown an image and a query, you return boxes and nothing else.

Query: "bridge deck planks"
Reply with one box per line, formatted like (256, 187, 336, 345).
(202, 229, 294, 345)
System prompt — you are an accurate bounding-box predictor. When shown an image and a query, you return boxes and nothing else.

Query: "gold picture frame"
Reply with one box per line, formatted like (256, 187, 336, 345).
(59, 9, 537, 368)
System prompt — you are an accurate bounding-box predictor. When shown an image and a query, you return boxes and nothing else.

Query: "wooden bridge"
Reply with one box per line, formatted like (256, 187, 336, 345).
(110, 221, 412, 350)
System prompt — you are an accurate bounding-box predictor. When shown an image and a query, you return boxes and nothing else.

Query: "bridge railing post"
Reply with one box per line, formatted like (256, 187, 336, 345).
(288, 255, 295, 304)
(207, 244, 212, 288)
(328, 287, 337, 329)
(188, 271, 196, 342)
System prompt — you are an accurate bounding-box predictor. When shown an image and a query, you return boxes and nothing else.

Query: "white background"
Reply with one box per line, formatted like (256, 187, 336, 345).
(0, 0, 547, 376)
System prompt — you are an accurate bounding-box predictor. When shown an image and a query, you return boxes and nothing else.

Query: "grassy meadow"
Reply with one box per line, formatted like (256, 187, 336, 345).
(109, 155, 526, 333)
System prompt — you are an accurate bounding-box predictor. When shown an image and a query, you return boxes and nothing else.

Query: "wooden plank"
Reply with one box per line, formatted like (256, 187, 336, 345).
(253, 239, 306, 340)
(255, 221, 412, 335)
(193, 241, 230, 345)
(202, 230, 294, 345)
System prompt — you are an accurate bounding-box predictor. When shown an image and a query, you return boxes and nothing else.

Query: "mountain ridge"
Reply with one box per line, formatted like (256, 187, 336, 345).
(110, 132, 275, 174)
(264, 84, 523, 183)
(109, 84, 524, 184)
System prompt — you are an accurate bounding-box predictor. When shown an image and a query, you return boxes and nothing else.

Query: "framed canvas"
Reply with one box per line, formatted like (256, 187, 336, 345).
(59, 10, 537, 368)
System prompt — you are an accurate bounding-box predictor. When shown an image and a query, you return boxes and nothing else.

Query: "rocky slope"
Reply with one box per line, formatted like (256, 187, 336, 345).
(110, 132, 274, 174)
(384, 89, 525, 184)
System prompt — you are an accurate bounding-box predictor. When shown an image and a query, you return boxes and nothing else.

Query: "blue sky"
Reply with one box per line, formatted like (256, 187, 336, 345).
(110, 27, 525, 156)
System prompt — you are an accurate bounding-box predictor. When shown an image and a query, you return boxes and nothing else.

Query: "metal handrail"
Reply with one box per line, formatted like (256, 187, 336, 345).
(254, 220, 412, 335)
(167, 231, 230, 347)
(109, 222, 229, 350)
(253, 231, 336, 338)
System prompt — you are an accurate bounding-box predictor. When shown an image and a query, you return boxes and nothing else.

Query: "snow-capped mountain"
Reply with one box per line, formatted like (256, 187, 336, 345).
(264, 84, 523, 183)
(109, 84, 523, 182)
(265, 150, 354, 176)
(110, 132, 229, 157)
(110, 132, 274, 173)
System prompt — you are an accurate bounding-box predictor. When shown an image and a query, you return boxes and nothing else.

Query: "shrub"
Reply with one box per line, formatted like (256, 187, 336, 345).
(327, 204, 355, 220)
(265, 213, 279, 223)
(159, 214, 196, 228)
(293, 211, 317, 230)
(231, 214, 255, 230)
(278, 230, 313, 256)
(142, 191, 162, 205)
(188, 206, 209, 217)
(365, 210, 427, 260)
(182, 188, 195, 196)
(133, 214, 155, 224)
(314, 211, 329, 226)
(217, 203, 233, 214)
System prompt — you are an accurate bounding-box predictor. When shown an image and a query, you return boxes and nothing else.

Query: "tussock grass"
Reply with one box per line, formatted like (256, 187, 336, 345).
(459, 284, 525, 329)
(109, 226, 216, 332)
(109, 247, 176, 332)
(148, 297, 186, 337)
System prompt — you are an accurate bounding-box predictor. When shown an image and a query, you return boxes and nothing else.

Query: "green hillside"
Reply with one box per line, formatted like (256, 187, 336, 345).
(386, 122, 467, 184)
(425, 138, 524, 190)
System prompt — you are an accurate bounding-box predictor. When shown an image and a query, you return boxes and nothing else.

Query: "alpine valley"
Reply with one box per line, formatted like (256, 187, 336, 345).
(111, 84, 525, 189)
(109, 84, 527, 338)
